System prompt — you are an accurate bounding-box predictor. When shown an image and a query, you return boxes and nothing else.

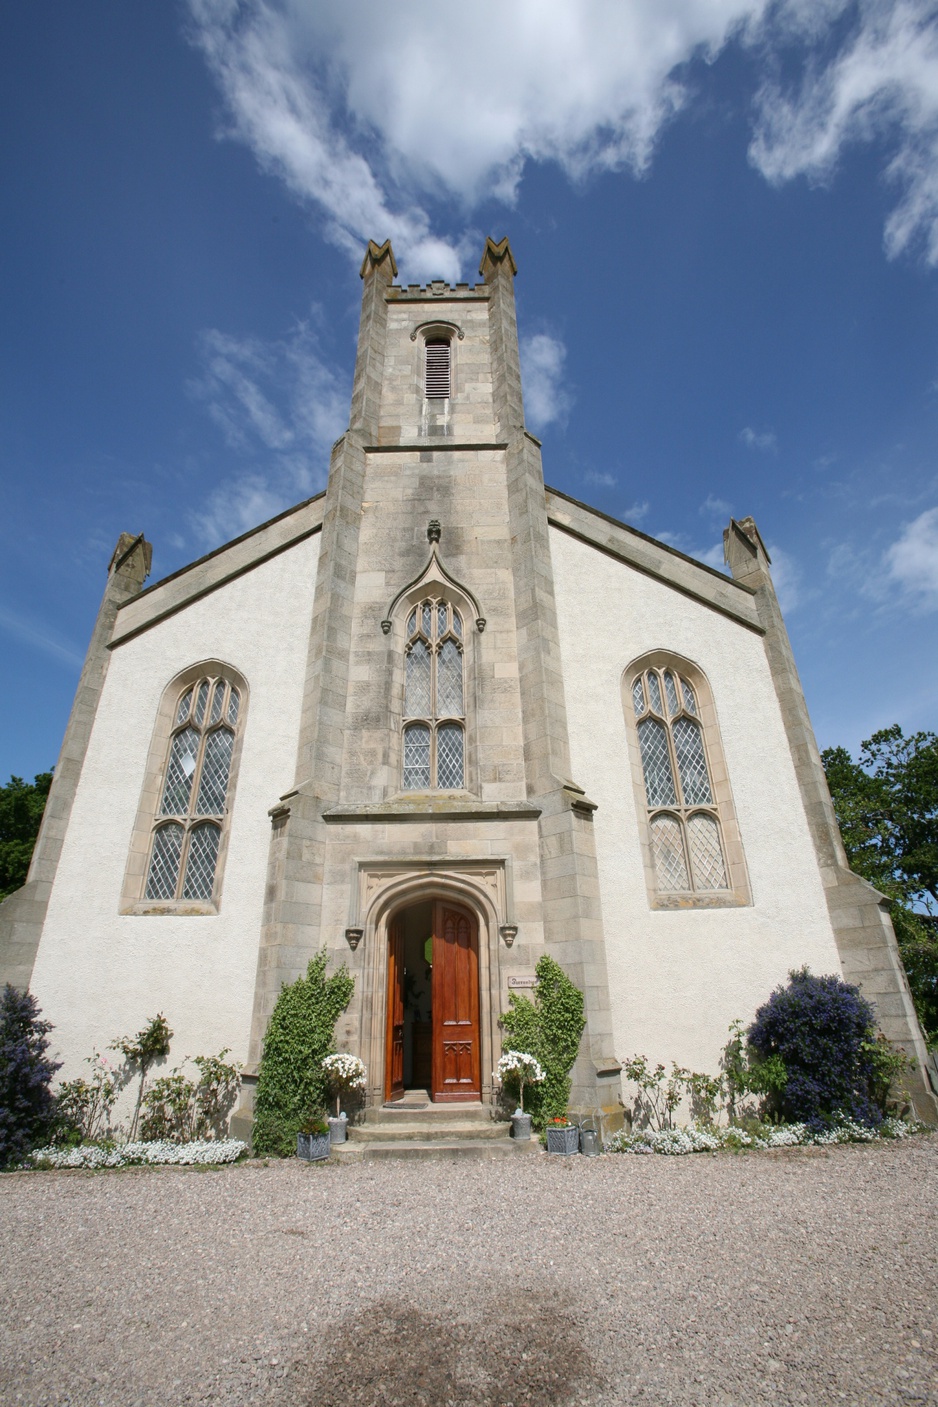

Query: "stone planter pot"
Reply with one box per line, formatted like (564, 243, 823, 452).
(546, 1125, 579, 1155)
(511, 1112, 532, 1141)
(328, 1116, 348, 1145)
(297, 1131, 331, 1162)
(579, 1128, 600, 1157)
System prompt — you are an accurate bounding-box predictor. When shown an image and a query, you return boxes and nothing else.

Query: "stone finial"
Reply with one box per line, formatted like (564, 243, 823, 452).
(427, 519, 441, 543)
(360, 238, 398, 281)
(479, 236, 517, 282)
(108, 532, 152, 587)
(723, 516, 772, 580)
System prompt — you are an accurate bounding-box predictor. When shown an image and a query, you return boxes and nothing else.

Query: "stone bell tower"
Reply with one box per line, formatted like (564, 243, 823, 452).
(245, 236, 621, 1114)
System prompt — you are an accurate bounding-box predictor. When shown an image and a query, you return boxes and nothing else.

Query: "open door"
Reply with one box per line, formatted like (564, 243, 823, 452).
(431, 900, 481, 1102)
(385, 917, 405, 1101)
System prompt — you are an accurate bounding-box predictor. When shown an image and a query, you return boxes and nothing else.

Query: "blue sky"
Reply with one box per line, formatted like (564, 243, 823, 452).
(3, 0, 938, 781)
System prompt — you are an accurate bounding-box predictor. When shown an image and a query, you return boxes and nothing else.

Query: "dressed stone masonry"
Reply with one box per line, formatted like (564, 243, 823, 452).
(2, 236, 934, 1126)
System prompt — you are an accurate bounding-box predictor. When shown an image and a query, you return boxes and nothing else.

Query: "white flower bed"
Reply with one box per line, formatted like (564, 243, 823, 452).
(28, 1139, 247, 1169)
(604, 1117, 919, 1156)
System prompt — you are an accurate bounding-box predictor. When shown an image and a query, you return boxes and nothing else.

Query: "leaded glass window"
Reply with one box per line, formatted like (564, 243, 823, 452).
(144, 675, 242, 902)
(631, 665, 729, 894)
(401, 598, 465, 790)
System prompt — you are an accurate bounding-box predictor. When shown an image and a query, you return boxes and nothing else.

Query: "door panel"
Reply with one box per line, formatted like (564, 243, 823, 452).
(385, 918, 405, 1101)
(431, 901, 481, 1101)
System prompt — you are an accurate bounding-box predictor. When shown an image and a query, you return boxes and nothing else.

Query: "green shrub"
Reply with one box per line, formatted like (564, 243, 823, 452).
(499, 955, 584, 1126)
(253, 951, 354, 1156)
(140, 1050, 241, 1142)
(0, 985, 60, 1166)
(111, 1014, 173, 1141)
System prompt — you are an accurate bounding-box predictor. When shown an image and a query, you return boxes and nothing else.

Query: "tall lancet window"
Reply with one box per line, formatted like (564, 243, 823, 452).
(631, 665, 730, 895)
(403, 600, 465, 790)
(144, 675, 242, 902)
(425, 338, 451, 399)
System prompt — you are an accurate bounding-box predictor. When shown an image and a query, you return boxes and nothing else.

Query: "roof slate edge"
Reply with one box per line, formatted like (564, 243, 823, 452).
(545, 486, 763, 634)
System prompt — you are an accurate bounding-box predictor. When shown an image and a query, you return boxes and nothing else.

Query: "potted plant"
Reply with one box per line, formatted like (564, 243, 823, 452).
(545, 1115, 579, 1155)
(321, 1052, 367, 1144)
(296, 1110, 331, 1162)
(494, 1050, 544, 1140)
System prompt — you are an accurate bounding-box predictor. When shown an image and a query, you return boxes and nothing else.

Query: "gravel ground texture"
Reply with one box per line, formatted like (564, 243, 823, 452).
(1, 1135, 937, 1407)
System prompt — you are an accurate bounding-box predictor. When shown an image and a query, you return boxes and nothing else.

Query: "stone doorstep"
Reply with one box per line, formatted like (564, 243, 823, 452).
(365, 1100, 494, 1126)
(332, 1138, 539, 1163)
(350, 1119, 511, 1143)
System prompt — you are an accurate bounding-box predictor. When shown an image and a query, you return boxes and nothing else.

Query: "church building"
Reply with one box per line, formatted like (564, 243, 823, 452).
(2, 236, 934, 1126)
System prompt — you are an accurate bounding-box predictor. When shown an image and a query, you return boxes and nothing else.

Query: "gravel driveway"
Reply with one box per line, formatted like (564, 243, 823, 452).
(1, 1135, 936, 1407)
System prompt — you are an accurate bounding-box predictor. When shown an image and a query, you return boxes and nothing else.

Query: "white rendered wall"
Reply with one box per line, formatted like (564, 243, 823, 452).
(550, 526, 843, 1078)
(31, 535, 319, 1091)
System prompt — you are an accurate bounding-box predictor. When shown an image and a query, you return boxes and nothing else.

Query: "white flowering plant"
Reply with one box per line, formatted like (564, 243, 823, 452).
(27, 1138, 247, 1169)
(604, 1117, 923, 1157)
(494, 1050, 545, 1114)
(321, 1053, 367, 1117)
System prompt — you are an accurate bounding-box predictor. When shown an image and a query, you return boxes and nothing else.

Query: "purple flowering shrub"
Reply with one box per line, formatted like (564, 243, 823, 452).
(0, 984, 61, 1166)
(748, 968, 881, 1129)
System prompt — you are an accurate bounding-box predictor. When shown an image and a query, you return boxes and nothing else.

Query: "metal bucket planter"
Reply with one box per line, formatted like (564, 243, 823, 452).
(546, 1125, 579, 1155)
(328, 1116, 348, 1145)
(511, 1112, 533, 1141)
(297, 1131, 331, 1162)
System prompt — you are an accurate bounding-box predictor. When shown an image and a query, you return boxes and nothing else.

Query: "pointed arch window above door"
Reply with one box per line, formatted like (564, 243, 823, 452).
(402, 598, 465, 790)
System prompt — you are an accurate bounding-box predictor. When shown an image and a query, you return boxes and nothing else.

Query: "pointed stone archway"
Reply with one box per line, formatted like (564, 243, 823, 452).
(354, 864, 504, 1109)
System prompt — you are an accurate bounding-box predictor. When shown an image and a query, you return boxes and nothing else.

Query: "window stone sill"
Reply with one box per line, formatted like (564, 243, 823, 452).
(322, 798, 542, 823)
(120, 901, 219, 917)
(651, 891, 750, 910)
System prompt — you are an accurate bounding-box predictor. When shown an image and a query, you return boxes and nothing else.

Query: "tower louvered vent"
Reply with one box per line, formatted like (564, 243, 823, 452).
(425, 339, 451, 399)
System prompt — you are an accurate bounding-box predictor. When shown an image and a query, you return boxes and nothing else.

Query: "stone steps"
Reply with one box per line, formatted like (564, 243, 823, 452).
(329, 1093, 537, 1161)
(350, 1119, 511, 1143)
(333, 1137, 538, 1163)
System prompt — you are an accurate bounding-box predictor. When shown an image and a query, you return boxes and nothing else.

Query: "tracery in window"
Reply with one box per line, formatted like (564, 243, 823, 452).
(144, 675, 242, 902)
(402, 599, 465, 790)
(632, 666, 729, 894)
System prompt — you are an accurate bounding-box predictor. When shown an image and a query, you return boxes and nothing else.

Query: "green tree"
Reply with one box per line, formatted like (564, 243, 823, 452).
(253, 951, 355, 1157)
(0, 772, 53, 900)
(499, 954, 585, 1125)
(822, 725, 938, 1042)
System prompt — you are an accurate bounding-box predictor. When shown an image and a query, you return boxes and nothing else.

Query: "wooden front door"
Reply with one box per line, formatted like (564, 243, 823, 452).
(431, 900, 481, 1102)
(385, 917, 405, 1101)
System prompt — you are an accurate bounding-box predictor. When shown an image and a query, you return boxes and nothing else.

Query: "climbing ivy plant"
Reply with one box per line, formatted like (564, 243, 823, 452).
(252, 951, 355, 1157)
(499, 954, 585, 1126)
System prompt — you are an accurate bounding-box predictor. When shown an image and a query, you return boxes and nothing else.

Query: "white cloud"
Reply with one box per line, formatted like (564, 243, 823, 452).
(0, 603, 84, 670)
(739, 426, 778, 452)
(622, 499, 652, 523)
(188, 314, 349, 546)
(700, 493, 733, 516)
(585, 470, 618, 488)
(883, 506, 938, 605)
(699, 541, 729, 571)
(185, 2, 938, 277)
(520, 332, 573, 432)
(749, 0, 938, 263)
(765, 542, 802, 612)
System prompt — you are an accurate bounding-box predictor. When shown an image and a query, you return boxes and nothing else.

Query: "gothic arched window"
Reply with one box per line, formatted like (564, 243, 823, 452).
(402, 600, 465, 790)
(628, 662, 746, 901)
(140, 673, 243, 904)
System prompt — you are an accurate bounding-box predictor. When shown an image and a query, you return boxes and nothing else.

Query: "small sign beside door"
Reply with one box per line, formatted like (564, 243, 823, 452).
(507, 975, 537, 989)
